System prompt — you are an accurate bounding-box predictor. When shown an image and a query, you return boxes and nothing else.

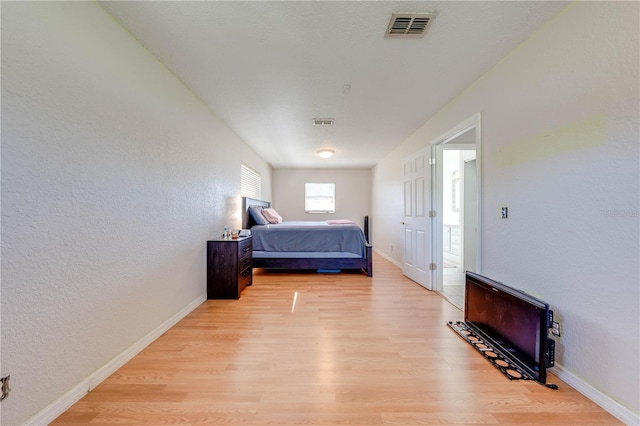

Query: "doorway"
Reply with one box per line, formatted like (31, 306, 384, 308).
(432, 115, 481, 309)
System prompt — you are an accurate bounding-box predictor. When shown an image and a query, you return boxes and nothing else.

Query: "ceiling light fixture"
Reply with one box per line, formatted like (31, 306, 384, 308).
(317, 149, 335, 159)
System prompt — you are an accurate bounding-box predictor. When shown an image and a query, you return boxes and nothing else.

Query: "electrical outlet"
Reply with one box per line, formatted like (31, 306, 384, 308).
(551, 321, 561, 337)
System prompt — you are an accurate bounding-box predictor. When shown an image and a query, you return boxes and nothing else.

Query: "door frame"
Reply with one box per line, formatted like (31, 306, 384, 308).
(430, 114, 482, 292)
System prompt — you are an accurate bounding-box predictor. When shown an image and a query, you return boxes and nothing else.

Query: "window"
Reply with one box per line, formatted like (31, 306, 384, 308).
(305, 183, 335, 213)
(241, 164, 261, 199)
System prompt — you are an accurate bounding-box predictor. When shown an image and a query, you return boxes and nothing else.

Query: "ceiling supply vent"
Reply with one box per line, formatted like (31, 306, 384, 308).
(385, 13, 436, 39)
(312, 118, 334, 126)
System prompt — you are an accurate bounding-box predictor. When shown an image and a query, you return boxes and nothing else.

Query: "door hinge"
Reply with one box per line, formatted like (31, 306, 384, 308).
(429, 158, 436, 165)
(429, 263, 437, 270)
(1, 375, 10, 401)
(429, 210, 436, 218)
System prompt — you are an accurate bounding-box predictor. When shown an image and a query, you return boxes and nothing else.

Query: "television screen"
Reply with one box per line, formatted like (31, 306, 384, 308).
(464, 272, 551, 383)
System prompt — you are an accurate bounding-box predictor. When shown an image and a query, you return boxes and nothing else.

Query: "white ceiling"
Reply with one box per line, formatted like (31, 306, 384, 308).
(101, 1, 569, 169)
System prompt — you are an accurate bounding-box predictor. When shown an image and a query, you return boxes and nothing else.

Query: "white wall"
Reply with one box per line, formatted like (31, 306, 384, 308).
(0, 2, 270, 425)
(272, 168, 371, 227)
(373, 1, 639, 420)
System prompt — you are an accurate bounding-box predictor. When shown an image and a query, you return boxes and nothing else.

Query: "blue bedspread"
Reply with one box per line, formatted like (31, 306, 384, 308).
(251, 221, 366, 256)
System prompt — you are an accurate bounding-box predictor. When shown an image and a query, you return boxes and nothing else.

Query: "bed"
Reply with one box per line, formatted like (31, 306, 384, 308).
(242, 197, 372, 276)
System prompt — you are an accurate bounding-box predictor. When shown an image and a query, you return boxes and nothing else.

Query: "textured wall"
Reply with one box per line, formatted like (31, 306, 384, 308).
(272, 168, 372, 224)
(373, 1, 639, 417)
(1, 2, 270, 424)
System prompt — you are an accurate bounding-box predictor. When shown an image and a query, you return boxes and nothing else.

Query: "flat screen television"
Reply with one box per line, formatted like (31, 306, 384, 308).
(464, 272, 554, 384)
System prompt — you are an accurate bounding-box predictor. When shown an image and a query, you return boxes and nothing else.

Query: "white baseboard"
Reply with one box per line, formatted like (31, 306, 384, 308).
(25, 294, 207, 426)
(551, 364, 639, 426)
(373, 248, 402, 268)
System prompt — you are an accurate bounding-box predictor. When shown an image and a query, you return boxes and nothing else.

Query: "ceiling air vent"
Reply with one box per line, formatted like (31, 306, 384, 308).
(385, 13, 436, 39)
(312, 118, 334, 126)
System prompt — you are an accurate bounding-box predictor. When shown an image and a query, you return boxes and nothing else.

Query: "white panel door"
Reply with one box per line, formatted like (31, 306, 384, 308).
(402, 149, 431, 289)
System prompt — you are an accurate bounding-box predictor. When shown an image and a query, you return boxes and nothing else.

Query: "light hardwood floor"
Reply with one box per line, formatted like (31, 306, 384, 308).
(52, 254, 621, 425)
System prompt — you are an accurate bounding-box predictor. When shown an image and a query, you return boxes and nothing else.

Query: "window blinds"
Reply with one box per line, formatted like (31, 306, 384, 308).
(241, 164, 261, 199)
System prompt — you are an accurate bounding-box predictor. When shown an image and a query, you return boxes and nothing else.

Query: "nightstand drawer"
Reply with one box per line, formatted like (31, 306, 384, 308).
(238, 237, 252, 258)
(238, 265, 252, 291)
(240, 256, 252, 271)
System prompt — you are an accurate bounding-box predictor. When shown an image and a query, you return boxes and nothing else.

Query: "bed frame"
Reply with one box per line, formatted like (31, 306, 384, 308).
(242, 197, 372, 277)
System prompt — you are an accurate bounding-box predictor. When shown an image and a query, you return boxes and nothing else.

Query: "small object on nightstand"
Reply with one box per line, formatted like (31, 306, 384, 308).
(206, 236, 252, 299)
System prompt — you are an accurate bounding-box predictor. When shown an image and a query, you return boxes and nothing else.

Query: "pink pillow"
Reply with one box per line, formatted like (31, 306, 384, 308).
(262, 208, 283, 224)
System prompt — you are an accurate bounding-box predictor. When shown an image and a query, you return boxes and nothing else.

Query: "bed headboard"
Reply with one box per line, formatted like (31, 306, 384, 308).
(242, 197, 271, 229)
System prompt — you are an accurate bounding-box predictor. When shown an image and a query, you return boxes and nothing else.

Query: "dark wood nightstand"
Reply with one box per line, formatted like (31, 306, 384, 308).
(206, 236, 252, 299)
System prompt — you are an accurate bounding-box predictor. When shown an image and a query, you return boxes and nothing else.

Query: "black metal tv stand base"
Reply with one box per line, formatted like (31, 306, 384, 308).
(447, 321, 558, 389)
